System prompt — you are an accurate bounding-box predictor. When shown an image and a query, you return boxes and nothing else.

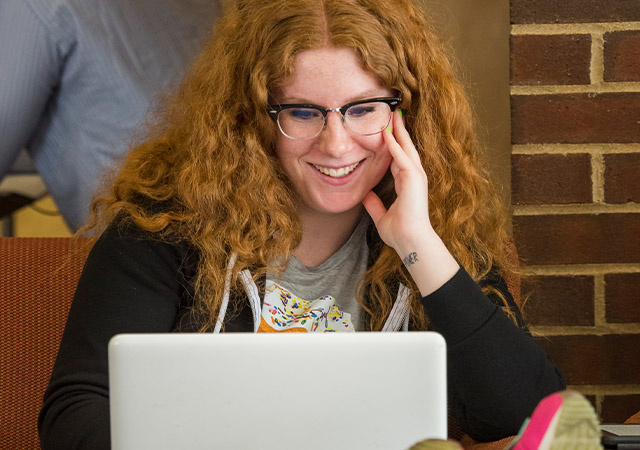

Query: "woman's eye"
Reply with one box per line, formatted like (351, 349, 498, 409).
(347, 105, 376, 117)
(288, 108, 321, 121)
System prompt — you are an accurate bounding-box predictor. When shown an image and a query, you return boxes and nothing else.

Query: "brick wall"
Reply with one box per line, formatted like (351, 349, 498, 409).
(510, 0, 640, 423)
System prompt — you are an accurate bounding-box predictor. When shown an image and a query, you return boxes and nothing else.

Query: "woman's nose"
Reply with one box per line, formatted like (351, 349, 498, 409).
(318, 112, 351, 156)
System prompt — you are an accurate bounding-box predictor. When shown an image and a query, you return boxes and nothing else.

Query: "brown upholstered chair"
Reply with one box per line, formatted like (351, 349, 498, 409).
(0, 237, 92, 449)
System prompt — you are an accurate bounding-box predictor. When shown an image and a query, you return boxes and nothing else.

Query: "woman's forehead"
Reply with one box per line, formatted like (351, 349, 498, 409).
(274, 47, 390, 103)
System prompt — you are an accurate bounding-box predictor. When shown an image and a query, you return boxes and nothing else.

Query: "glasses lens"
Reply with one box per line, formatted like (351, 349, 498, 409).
(344, 101, 392, 135)
(278, 107, 324, 139)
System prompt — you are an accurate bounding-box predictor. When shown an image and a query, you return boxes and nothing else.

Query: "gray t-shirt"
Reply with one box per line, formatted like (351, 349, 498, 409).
(265, 215, 370, 331)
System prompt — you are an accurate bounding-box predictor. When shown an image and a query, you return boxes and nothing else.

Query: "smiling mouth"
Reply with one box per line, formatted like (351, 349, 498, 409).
(313, 161, 361, 178)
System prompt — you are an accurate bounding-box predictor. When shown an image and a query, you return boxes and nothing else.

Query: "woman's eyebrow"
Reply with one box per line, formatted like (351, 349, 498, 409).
(278, 89, 394, 105)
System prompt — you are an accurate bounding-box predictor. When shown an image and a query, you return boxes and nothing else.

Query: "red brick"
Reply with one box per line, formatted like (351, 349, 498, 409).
(512, 154, 592, 205)
(535, 334, 640, 385)
(604, 31, 640, 82)
(511, 35, 591, 85)
(522, 275, 594, 326)
(511, 93, 640, 144)
(604, 153, 640, 204)
(511, 0, 640, 24)
(601, 394, 640, 423)
(605, 273, 640, 324)
(513, 214, 640, 265)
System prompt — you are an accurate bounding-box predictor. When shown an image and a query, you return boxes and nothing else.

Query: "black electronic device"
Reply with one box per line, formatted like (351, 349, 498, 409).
(601, 424, 640, 449)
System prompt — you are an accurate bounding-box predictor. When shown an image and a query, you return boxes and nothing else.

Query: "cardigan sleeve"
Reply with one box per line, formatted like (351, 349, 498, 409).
(420, 267, 566, 442)
(38, 221, 193, 450)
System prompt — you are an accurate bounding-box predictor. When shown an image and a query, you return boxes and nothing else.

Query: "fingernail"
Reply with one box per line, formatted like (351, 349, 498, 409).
(398, 108, 403, 117)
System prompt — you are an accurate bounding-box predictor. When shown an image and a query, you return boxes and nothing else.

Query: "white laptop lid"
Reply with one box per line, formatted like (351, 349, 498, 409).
(108, 332, 447, 450)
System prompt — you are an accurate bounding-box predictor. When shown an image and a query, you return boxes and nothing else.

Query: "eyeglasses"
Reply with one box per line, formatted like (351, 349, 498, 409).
(267, 97, 401, 140)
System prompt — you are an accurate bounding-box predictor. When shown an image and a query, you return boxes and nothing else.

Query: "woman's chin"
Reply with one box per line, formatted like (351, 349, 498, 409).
(303, 196, 365, 217)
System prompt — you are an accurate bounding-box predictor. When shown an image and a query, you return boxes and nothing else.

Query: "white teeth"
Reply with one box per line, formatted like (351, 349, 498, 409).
(313, 162, 360, 178)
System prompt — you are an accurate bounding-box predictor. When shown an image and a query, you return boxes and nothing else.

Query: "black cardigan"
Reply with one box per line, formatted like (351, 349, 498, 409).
(39, 220, 565, 449)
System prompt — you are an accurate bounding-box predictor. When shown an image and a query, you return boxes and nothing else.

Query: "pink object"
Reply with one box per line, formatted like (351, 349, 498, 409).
(512, 393, 564, 450)
(509, 390, 602, 450)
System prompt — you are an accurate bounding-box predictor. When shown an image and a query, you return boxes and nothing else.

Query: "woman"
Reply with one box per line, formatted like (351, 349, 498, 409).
(39, 0, 565, 448)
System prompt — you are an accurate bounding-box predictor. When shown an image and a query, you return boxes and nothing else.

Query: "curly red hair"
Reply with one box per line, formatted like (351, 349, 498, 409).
(84, 0, 513, 331)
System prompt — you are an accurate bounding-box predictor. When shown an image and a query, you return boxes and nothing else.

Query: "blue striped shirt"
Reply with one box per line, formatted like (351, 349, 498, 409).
(0, 0, 221, 230)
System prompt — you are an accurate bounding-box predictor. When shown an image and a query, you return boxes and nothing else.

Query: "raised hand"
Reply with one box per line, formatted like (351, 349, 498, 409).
(362, 110, 459, 296)
(362, 110, 432, 253)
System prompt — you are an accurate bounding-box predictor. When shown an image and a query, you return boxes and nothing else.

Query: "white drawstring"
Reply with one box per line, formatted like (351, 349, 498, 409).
(213, 252, 238, 333)
(403, 306, 410, 331)
(239, 269, 261, 332)
(214, 252, 262, 333)
(381, 282, 411, 332)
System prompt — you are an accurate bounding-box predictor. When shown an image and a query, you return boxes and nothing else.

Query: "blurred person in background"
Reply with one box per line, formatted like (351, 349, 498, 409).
(0, 0, 222, 230)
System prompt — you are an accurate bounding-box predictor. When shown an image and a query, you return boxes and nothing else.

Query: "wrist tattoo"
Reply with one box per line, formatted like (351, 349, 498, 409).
(402, 251, 419, 267)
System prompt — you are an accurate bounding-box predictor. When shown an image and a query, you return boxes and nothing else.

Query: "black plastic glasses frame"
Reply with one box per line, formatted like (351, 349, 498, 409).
(267, 97, 401, 123)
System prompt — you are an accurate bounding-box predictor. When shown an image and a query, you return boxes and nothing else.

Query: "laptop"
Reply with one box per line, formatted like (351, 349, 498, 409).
(601, 424, 640, 449)
(108, 332, 447, 450)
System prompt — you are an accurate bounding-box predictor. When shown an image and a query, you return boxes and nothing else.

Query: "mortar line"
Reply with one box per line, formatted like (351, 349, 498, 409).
(512, 144, 640, 155)
(591, 152, 605, 203)
(568, 385, 640, 395)
(530, 324, 640, 336)
(591, 32, 605, 85)
(511, 82, 640, 94)
(513, 203, 640, 215)
(594, 274, 606, 327)
(511, 22, 640, 35)
(520, 264, 640, 276)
